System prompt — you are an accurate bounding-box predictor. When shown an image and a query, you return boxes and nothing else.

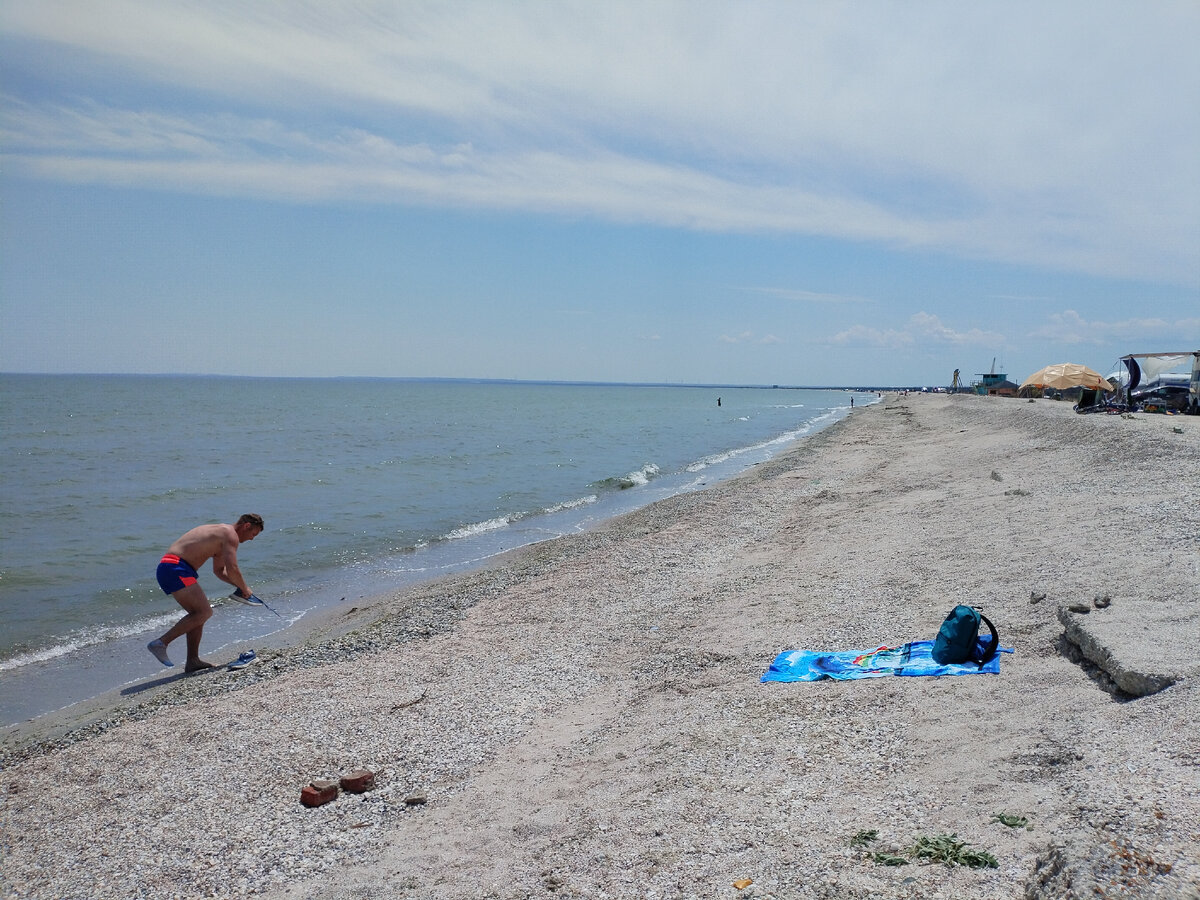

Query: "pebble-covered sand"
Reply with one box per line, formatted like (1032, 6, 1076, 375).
(2, 394, 1198, 899)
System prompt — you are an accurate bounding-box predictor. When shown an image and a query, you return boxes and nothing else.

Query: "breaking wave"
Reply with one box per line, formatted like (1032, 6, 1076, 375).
(592, 463, 661, 491)
(443, 516, 513, 541)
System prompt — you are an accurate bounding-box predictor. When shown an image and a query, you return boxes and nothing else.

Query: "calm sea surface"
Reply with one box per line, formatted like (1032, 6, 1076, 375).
(0, 375, 864, 725)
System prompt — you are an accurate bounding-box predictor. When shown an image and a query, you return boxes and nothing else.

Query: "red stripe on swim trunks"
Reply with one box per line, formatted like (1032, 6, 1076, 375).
(161, 554, 182, 565)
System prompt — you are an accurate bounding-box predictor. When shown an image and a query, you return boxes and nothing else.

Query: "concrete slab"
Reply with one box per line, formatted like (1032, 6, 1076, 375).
(1059, 600, 1200, 697)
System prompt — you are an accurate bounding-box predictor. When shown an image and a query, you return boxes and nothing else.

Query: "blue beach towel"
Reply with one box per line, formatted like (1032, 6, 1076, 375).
(761, 637, 1013, 683)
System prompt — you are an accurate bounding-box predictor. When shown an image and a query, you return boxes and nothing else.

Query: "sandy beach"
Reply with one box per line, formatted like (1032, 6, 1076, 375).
(3, 393, 1198, 900)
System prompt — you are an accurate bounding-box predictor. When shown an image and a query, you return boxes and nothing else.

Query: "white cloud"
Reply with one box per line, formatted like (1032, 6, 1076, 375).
(908, 312, 1003, 346)
(0, 109, 942, 237)
(829, 312, 1002, 349)
(2, 1, 1197, 284)
(719, 331, 782, 345)
(736, 286, 870, 305)
(1030, 309, 1200, 345)
(720, 331, 756, 344)
(828, 325, 915, 350)
(1028, 310, 1098, 345)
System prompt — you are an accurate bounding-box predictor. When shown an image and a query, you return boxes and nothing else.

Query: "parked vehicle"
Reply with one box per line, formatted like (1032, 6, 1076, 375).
(1191, 354, 1200, 414)
(1119, 352, 1200, 415)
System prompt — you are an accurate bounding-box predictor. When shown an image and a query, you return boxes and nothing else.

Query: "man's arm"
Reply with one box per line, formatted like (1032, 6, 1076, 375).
(212, 527, 252, 597)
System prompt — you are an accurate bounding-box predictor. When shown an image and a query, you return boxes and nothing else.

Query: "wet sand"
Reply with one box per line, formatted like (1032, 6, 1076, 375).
(2, 394, 1198, 899)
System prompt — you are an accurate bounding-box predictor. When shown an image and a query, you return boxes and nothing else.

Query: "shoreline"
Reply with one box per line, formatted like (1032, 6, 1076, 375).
(3, 394, 1198, 899)
(0, 391, 859, 733)
(0, 405, 859, 759)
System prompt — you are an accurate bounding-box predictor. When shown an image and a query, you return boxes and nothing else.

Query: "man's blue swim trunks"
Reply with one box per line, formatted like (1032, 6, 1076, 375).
(157, 554, 199, 594)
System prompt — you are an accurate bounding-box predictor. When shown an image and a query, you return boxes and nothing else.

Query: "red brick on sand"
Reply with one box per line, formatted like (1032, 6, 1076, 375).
(339, 770, 375, 793)
(300, 780, 339, 808)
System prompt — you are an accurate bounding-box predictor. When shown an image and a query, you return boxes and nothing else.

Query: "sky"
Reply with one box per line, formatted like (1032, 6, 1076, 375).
(2, 1, 1198, 387)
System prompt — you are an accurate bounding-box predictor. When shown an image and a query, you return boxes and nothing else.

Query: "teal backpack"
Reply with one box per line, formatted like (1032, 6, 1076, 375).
(931, 605, 999, 667)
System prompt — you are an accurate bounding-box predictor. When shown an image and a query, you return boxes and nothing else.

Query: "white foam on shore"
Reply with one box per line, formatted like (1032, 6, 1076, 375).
(544, 494, 598, 514)
(442, 491, 600, 543)
(444, 516, 512, 541)
(686, 408, 841, 473)
(0, 612, 180, 673)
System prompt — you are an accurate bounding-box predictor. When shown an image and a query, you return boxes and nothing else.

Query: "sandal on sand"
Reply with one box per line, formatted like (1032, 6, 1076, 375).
(228, 650, 257, 670)
(147, 639, 174, 667)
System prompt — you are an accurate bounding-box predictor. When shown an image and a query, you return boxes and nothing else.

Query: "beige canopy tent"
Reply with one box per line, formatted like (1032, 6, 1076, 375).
(1020, 363, 1114, 392)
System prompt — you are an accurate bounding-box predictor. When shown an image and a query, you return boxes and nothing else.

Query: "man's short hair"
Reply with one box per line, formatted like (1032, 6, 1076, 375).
(238, 513, 265, 530)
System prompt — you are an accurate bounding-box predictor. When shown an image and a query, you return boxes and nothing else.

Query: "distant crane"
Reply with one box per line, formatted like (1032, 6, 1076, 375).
(951, 369, 961, 392)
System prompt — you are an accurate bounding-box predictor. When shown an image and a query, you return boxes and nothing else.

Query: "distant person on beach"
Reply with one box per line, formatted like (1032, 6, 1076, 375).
(147, 514, 264, 672)
(850, 396, 854, 408)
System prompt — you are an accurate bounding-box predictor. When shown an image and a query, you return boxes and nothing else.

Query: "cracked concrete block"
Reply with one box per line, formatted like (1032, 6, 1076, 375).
(1058, 602, 1198, 697)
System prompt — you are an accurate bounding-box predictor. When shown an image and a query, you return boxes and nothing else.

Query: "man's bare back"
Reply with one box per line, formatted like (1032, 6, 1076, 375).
(167, 523, 245, 586)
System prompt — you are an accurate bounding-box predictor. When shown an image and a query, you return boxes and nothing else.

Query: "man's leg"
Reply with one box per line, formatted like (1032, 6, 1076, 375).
(157, 583, 214, 670)
(182, 619, 214, 671)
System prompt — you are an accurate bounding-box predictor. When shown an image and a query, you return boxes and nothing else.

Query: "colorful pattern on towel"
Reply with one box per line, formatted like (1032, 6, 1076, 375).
(761, 638, 1012, 683)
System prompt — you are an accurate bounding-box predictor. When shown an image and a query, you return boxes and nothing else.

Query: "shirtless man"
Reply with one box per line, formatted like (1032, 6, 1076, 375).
(147, 514, 264, 672)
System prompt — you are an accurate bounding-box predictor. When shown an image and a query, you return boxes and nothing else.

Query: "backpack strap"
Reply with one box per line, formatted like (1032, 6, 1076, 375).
(976, 612, 1000, 667)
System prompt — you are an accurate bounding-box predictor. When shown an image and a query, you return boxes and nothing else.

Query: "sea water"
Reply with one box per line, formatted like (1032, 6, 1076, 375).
(0, 375, 865, 725)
